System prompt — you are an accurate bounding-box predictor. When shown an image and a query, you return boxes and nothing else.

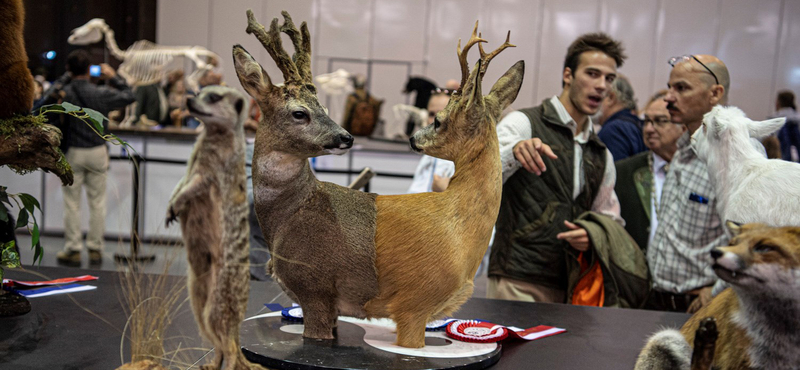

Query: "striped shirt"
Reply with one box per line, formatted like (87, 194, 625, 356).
(648, 131, 728, 293)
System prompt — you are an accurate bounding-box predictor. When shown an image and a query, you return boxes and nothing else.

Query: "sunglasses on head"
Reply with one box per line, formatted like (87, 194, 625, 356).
(668, 55, 719, 85)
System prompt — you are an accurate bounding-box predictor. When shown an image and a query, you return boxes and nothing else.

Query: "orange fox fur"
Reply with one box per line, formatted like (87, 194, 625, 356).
(0, 0, 34, 118)
(635, 223, 800, 370)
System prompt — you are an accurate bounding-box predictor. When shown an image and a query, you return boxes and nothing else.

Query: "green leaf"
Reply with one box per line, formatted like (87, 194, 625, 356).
(61, 102, 81, 113)
(38, 104, 66, 113)
(15, 208, 28, 229)
(0, 204, 7, 223)
(18, 193, 40, 213)
(1, 241, 20, 268)
(83, 108, 106, 134)
(31, 222, 40, 251)
(0, 265, 4, 283)
(33, 241, 42, 265)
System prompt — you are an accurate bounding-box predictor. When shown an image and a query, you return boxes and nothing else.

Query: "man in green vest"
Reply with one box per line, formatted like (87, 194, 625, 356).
(614, 91, 686, 251)
(488, 33, 627, 303)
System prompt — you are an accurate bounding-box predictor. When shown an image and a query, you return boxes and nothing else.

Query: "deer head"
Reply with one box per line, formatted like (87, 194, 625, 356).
(410, 21, 524, 163)
(68, 18, 108, 45)
(233, 10, 353, 158)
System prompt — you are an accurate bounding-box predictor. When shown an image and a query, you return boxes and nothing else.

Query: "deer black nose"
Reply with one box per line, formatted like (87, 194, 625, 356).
(710, 248, 723, 260)
(340, 134, 354, 147)
(409, 136, 418, 151)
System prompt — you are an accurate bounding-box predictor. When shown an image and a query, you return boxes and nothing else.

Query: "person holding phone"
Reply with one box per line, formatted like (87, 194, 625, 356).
(36, 50, 135, 266)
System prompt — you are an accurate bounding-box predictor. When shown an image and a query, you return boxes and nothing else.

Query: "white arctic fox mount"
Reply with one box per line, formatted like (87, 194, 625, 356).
(691, 105, 800, 227)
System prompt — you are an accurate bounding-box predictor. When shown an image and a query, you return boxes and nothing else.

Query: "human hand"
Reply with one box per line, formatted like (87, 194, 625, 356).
(556, 220, 590, 252)
(431, 174, 451, 192)
(100, 63, 116, 79)
(687, 286, 713, 313)
(513, 137, 558, 175)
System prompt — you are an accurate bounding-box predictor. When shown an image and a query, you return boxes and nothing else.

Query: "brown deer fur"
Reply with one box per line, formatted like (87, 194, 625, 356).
(0, 0, 34, 118)
(236, 11, 524, 349)
(235, 11, 379, 341)
(364, 25, 524, 348)
(166, 86, 264, 370)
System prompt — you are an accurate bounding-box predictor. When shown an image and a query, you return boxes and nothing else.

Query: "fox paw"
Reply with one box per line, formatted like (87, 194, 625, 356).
(695, 317, 718, 345)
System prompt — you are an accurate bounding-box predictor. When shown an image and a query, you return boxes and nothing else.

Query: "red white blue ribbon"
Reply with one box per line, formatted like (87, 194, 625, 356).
(446, 320, 565, 343)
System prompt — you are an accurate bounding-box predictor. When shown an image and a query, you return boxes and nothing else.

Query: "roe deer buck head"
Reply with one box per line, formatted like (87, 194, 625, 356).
(410, 21, 524, 162)
(233, 10, 353, 157)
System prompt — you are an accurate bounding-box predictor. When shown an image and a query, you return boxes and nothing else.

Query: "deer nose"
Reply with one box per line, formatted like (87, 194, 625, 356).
(409, 136, 418, 151)
(710, 248, 723, 260)
(340, 134, 354, 147)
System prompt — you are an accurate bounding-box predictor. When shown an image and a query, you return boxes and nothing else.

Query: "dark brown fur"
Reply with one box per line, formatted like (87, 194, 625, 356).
(0, 0, 34, 118)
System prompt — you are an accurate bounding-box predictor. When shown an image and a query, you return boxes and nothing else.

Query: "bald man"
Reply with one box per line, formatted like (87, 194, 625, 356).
(645, 55, 731, 313)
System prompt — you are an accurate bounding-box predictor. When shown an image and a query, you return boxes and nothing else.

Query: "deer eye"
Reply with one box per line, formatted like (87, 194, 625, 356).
(292, 111, 307, 120)
(207, 93, 223, 104)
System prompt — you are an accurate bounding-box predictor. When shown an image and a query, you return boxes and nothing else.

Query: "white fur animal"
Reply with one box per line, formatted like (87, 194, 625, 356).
(691, 105, 800, 227)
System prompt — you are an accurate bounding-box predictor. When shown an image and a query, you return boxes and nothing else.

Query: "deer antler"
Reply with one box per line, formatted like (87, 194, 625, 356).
(245, 10, 309, 84)
(478, 31, 515, 78)
(277, 11, 313, 83)
(456, 21, 486, 94)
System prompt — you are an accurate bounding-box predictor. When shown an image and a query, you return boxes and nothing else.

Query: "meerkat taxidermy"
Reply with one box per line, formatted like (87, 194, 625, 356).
(166, 86, 265, 370)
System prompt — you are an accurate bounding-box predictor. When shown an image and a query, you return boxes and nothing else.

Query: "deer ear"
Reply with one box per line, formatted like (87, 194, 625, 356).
(233, 44, 274, 98)
(486, 60, 524, 118)
(748, 117, 785, 139)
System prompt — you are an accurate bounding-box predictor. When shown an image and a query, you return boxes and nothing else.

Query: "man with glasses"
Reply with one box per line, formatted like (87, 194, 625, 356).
(614, 90, 686, 251)
(646, 54, 731, 313)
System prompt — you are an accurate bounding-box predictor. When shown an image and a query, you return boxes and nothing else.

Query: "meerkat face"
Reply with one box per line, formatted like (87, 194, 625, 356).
(188, 86, 249, 129)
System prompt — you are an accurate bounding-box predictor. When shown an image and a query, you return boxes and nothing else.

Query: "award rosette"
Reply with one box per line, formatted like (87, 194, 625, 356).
(425, 318, 458, 331)
(445, 320, 509, 343)
(281, 306, 304, 322)
(446, 319, 566, 343)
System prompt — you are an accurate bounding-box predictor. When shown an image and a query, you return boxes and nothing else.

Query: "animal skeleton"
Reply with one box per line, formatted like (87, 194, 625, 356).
(68, 18, 219, 92)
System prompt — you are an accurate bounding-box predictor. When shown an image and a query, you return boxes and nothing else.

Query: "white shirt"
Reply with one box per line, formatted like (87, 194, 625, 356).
(497, 96, 623, 224)
(407, 155, 456, 193)
(648, 152, 668, 246)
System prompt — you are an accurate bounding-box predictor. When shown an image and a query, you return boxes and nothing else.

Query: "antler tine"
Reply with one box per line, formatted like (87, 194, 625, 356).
(456, 20, 487, 93)
(278, 11, 313, 83)
(245, 9, 301, 84)
(478, 30, 515, 77)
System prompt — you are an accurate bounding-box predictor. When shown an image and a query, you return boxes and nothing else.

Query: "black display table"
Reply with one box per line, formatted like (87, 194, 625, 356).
(0, 266, 689, 369)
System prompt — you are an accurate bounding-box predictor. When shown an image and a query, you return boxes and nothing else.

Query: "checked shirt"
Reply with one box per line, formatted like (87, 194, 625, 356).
(647, 131, 729, 293)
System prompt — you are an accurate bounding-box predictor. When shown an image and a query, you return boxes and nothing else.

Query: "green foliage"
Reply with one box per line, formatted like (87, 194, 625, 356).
(1, 240, 21, 282)
(0, 186, 43, 267)
(37, 103, 138, 156)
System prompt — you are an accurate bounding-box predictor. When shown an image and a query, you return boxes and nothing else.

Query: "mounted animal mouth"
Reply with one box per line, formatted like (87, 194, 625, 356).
(187, 99, 210, 117)
(409, 137, 422, 153)
(712, 264, 764, 284)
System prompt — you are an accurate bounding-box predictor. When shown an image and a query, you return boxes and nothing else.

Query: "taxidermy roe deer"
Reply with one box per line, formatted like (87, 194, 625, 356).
(363, 23, 524, 348)
(234, 10, 380, 341)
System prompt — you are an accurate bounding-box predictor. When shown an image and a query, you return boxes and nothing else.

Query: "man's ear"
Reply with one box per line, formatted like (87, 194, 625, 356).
(748, 117, 785, 139)
(709, 85, 725, 105)
(233, 44, 273, 99)
(562, 67, 573, 88)
(485, 60, 524, 119)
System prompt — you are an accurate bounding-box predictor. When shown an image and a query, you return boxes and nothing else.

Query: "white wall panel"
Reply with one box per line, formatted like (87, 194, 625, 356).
(157, 0, 210, 47)
(371, 0, 428, 62)
(536, 0, 601, 102)
(316, 0, 372, 59)
(482, 0, 542, 109)
(208, 0, 264, 95)
(775, 0, 800, 105)
(599, 0, 660, 109)
(651, 0, 719, 99)
(716, 0, 781, 120)
(425, 0, 485, 89)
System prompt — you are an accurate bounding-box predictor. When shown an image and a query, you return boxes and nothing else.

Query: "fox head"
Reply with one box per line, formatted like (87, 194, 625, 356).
(711, 221, 800, 296)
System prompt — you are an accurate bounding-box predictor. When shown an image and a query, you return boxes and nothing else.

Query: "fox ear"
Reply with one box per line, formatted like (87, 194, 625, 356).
(726, 220, 743, 237)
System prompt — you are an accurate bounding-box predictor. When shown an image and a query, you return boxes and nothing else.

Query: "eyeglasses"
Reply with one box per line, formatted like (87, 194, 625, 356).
(668, 55, 719, 85)
(643, 116, 674, 128)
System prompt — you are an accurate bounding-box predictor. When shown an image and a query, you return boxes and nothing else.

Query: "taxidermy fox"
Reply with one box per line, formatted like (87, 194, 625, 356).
(634, 222, 800, 370)
(0, 0, 34, 118)
(166, 86, 265, 370)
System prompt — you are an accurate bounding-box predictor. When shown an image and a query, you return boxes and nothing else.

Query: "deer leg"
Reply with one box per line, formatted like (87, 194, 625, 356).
(394, 313, 427, 348)
(690, 317, 718, 370)
(300, 295, 338, 340)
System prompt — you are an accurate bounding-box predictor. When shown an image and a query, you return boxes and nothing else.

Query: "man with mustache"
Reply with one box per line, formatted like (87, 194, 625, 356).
(488, 33, 626, 303)
(614, 90, 686, 251)
(646, 55, 731, 313)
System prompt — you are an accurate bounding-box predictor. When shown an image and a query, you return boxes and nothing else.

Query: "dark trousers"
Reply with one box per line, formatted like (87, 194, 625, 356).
(644, 290, 698, 313)
(779, 122, 800, 162)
